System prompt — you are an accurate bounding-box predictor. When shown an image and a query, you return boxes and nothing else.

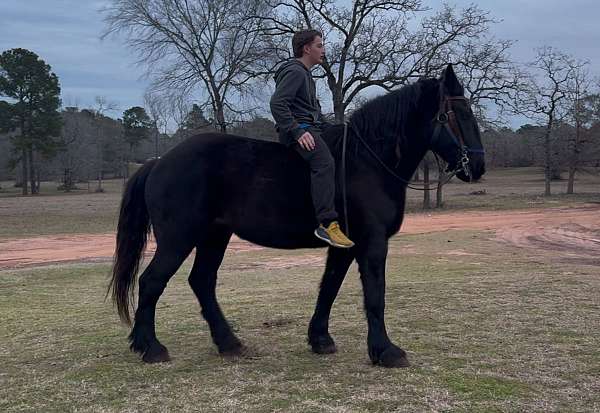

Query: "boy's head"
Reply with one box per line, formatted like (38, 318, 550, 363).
(292, 29, 324, 65)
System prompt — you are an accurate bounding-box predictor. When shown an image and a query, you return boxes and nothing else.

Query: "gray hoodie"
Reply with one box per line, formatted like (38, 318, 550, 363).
(270, 59, 328, 146)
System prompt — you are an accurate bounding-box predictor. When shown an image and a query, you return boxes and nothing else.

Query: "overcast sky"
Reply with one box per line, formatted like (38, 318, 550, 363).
(1, 0, 599, 125)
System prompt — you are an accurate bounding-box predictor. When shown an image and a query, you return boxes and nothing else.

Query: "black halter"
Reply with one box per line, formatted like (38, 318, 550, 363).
(430, 93, 485, 181)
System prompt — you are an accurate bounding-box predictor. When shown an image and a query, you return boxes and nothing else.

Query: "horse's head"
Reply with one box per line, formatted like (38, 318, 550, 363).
(428, 64, 485, 182)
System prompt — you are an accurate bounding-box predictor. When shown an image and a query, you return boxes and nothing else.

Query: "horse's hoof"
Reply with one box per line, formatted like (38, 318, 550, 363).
(310, 339, 337, 354)
(309, 334, 337, 354)
(375, 346, 410, 368)
(220, 343, 255, 358)
(142, 343, 171, 363)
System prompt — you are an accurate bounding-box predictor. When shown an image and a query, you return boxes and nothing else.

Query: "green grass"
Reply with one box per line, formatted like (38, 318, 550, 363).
(2, 230, 599, 412)
(440, 373, 531, 401)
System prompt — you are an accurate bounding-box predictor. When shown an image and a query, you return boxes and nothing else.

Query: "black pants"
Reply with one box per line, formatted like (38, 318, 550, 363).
(292, 127, 338, 225)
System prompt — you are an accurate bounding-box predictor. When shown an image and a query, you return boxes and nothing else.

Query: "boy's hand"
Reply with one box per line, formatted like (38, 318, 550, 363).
(298, 131, 316, 151)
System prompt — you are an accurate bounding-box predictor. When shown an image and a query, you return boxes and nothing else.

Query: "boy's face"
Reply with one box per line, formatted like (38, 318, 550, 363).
(304, 36, 325, 65)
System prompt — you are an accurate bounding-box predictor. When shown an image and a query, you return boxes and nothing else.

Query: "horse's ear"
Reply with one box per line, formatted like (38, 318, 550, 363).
(441, 63, 463, 96)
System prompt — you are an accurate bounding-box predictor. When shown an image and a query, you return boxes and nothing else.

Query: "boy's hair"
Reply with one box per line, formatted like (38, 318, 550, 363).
(292, 29, 322, 58)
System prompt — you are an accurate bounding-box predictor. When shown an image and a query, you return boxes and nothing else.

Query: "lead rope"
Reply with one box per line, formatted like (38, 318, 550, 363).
(341, 122, 350, 237)
(345, 122, 464, 191)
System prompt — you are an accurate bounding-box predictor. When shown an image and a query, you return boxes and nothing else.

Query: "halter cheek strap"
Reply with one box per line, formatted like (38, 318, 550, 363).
(431, 93, 485, 180)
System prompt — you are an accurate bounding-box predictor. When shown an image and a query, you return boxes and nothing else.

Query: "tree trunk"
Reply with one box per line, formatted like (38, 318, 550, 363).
(423, 162, 431, 209)
(96, 170, 103, 192)
(96, 149, 103, 192)
(436, 164, 445, 208)
(544, 129, 552, 196)
(96, 124, 103, 192)
(36, 168, 41, 194)
(154, 125, 159, 159)
(333, 93, 345, 123)
(566, 118, 582, 195)
(126, 144, 133, 179)
(566, 167, 576, 194)
(21, 149, 28, 195)
(28, 149, 37, 195)
(436, 182, 444, 208)
(215, 102, 226, 133)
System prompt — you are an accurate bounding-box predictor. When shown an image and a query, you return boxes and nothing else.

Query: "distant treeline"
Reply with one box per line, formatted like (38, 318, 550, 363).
(0, 106, 278, 185)
(2, 107, 598, 186)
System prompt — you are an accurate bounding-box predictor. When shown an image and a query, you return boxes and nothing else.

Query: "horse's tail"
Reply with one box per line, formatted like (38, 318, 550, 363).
(108, 159, 158, 325)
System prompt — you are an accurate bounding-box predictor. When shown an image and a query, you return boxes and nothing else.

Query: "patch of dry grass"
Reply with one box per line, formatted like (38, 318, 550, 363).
(404, 167, 600, 212)
(0, 182, 121, 239)
(2, 230, 599, 412)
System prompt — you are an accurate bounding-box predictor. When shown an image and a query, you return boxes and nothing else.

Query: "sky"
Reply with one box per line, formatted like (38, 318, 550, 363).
(1, 0, 599, 127)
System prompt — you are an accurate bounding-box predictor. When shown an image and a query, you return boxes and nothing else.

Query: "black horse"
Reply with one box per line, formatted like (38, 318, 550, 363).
(109, 64, 485, 368)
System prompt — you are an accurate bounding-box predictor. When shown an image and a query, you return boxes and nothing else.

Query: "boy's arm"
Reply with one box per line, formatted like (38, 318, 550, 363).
(270, 71, 306, 141)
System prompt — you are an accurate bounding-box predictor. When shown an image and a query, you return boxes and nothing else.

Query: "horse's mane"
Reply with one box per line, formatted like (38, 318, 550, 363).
(322, 78, 438, 165)
(348, 80, 423, 147)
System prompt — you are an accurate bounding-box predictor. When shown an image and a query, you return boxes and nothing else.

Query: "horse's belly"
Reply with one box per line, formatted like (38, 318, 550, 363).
(225, 197, 324, 250)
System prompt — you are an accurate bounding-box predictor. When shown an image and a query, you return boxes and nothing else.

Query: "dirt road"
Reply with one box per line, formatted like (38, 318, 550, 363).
(1, 205, 598, 269)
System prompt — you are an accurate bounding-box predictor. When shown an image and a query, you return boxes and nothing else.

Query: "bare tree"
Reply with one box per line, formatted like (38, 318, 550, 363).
(90, 96, 118, 192)
(55, 107, 116, 188)
(103, 0, 271, 132)
(448, 40, 529, 127)
(171, 95, 192, 132)
(160, 91, 193, 143)
(259, 1, 520, 123)
(583, 92, 600, 167)
(564, 62, 595, 194)
(144, 91, 168, 158)
(421, 153, 434, 209)
(435, 160, 449, 208)
(524, 46, 581, 196)
(58, 107, 87, 191)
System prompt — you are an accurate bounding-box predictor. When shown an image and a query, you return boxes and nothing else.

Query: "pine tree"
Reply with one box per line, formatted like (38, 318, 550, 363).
(0, 48, 62, 194)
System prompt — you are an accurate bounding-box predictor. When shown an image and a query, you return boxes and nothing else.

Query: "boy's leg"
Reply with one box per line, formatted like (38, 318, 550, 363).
(293, 130, 338, 225)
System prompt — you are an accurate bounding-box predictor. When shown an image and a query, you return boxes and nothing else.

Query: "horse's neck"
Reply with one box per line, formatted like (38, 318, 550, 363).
(390, 103, 430, 182)
(395, 136, 429, 182)
(348, 111, 428, 185)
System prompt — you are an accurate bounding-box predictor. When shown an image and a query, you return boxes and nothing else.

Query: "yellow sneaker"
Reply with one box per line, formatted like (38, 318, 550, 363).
(314, 221, 355, 248)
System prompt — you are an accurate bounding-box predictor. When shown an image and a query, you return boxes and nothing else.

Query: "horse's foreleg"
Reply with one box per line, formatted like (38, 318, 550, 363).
(308, 247, 354, 354)
(356, 238, 409, 368)
(188, 228, 245, 356)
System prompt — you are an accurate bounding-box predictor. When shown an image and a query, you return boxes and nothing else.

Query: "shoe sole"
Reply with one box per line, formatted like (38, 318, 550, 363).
(314, 230, 355, 249)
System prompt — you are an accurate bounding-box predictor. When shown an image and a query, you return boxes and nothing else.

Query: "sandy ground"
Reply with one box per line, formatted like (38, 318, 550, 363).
(0, 205, 598, 270)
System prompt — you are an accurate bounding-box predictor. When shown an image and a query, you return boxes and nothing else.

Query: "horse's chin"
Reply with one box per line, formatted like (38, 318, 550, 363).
(455, 164, 485, 182)
(455, 170, 471, 182)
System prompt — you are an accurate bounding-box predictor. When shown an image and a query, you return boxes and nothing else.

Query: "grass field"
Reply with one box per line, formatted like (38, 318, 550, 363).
(1, 229, 599, 412)
(1, 167, 599, 412)
(1, 167, 599, 239)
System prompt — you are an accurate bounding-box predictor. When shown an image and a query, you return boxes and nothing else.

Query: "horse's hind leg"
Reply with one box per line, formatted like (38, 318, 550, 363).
(188, 226, 245, 356)
(129, 242, 193, 363)
(308, 247, 354, 354)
